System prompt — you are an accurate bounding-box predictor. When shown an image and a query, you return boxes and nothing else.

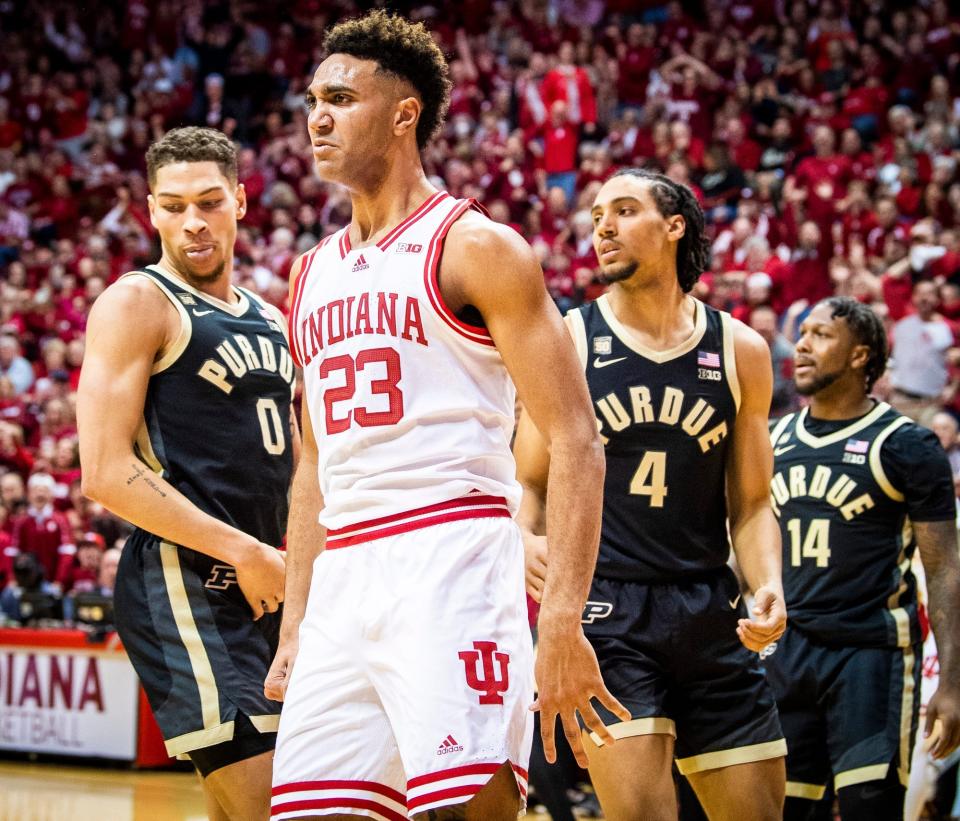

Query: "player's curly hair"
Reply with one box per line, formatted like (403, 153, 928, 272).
(145, 127, 237, 189)
(611, 168, 710, 293)
(824, 296, 888, 392)
(323, 10, 451, 149)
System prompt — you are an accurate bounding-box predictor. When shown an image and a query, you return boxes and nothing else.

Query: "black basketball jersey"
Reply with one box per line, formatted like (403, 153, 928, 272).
(129, 266, 295, 550)
(770, 403, 921, 648)
(570, 295, 739, 582)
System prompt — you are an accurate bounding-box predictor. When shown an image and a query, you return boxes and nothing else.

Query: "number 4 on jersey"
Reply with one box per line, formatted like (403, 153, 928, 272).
(630, 450, 667, 508)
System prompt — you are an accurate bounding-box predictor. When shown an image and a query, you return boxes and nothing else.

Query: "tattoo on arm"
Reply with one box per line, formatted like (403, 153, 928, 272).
(915, 520, 960, 676)
(126, 462, 167, 498)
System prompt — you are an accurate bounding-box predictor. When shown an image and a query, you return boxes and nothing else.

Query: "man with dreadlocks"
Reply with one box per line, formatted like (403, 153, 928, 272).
(766, 296, 960, 821)
(515, 168, 787, 819)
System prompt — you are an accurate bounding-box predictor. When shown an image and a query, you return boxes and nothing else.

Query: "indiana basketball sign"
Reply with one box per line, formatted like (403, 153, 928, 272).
(0, 644, 139, 759)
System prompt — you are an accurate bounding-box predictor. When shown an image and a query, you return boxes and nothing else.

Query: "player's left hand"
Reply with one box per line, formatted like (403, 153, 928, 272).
(924, 685, 960, 759)
(532, 619, 631, 769)
(737, 584, 787, 653)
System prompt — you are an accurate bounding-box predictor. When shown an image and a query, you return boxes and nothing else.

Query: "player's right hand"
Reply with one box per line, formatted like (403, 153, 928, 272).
(264, 638, 298, 702)
(236, 541, 286, 620)
(533, 617, 631, 769)
(523, 532, 548, 602)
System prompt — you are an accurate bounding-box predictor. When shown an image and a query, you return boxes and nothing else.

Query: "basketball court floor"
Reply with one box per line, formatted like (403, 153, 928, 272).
(0, 760, 558, 820)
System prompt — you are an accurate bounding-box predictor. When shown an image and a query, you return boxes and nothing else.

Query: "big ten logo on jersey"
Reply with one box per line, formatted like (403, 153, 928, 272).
(842, 438, 868, 465)
(697, 350, 722, 382)
(595, 384, 728, 453)
(258, 308, 284, 335)
(205, 564, 238, 590)
(458, 641, 510, 705)
(395, 242, 423, 254)
(297, 292, 428, 367)
(197, 333, 295, 395)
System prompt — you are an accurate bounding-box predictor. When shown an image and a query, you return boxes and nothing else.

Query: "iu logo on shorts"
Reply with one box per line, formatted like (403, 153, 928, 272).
(458, 640, 510, 705)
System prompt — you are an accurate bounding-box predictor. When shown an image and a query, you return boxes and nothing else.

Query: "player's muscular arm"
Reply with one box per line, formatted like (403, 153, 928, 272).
(442, 215, 629, 767)
(915, 518, 960, 758)
(77, 277, 284, 619)
(514, 408, 550, 602)
(265, 254, 327, 701)
(725, 320, 786, 653)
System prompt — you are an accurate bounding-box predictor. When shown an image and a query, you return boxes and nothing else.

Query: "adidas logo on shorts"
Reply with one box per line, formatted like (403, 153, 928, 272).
(436, 734, 463, 756)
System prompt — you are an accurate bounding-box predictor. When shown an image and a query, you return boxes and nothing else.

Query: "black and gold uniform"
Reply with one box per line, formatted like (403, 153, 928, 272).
(767, 403, 954, 803)
(570, 294, 784, 777)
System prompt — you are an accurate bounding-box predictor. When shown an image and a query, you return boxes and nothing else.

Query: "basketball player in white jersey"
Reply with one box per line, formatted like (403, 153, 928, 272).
(264, 11, 628, 821)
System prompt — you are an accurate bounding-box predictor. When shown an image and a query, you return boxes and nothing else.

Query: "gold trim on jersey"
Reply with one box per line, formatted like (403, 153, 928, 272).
(160, 542, 221, 750)
(563, 308, 589, 370)
(148, 263, 250, 317)
(119, 270, 192, 374)
(794, 402, 892, 449)
(719, 311, 741, 412)
(675, 738, 787, 775)
(897, 645, 918, 787)
(249, 714, 281, 733)
(588, 716, 676, 747)
(769, 413, 796, 447)
(134, 419, 164, 474)
(834, 763, 891, 790)
(165, 721, 236, 757)
(785, 781, 827, 801)
(869, 417, 911, 501)
(595, 294, 707, 364)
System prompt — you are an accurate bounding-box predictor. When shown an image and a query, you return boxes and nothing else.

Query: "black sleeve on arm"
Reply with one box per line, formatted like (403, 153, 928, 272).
(881, 425, 957, 522)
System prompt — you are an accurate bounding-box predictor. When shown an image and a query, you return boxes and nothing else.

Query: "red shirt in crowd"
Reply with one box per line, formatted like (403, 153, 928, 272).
(541, 66, 597, 125)
(9, 505, 73, 583)
(541, 122, 579, 174)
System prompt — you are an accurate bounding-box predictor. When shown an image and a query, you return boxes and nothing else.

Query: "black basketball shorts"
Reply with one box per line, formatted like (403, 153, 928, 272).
(582, 568, 785, 775)
(114, 529, 282, 764)
(764, 624, 921, 800)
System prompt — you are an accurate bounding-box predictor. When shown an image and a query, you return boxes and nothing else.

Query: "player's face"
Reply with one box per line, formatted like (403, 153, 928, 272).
(590, 177, 684, 285)
(794, 302, 862, 396)
(148, 162, 246, 286)
(305, 55, 412, 189)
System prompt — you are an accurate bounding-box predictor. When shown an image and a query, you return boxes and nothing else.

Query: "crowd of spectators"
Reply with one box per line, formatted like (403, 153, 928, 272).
(1, 0, 960, 606)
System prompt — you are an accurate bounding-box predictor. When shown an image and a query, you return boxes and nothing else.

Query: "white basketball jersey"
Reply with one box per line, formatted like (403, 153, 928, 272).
(289, 191, 521, 531)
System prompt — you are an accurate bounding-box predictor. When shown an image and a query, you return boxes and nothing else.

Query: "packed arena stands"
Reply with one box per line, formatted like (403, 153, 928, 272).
(0, 0, 959, 606)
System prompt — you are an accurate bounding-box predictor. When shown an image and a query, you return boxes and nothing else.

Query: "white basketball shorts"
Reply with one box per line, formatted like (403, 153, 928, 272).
(271, 507, 534, 820)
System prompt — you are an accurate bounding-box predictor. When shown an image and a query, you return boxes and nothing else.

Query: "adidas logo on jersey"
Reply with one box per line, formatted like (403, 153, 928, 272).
(396, 242, 423, 254)
(437, 735, 463, 755)
(351, 254, 370, 272)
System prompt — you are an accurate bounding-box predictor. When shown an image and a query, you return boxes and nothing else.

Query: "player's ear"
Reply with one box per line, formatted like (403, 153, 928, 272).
(849, 343, 870, 371)
(394, 96, 420, 138)
(667, 214, 686, 242)
(147, 194, 158, 229)
(235, 183, 247, 220)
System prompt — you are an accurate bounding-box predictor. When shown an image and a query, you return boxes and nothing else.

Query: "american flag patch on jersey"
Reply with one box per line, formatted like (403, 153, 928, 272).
(845, 439, 869, 454)
(697, 351, 721, 368)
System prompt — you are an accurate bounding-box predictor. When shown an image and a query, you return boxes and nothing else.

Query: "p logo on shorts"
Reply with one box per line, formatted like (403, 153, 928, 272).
(581, 601, 613, 624)
(205, 564, 238, 590)
(458, 640, 510, 705)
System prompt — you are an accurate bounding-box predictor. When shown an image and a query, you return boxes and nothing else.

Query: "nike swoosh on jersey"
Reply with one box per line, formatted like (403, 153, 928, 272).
(593, 356, 627, 369)
(773, 445, 795, 455)
(729, 594, 741, 609)
(192, 309, 214, 317)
